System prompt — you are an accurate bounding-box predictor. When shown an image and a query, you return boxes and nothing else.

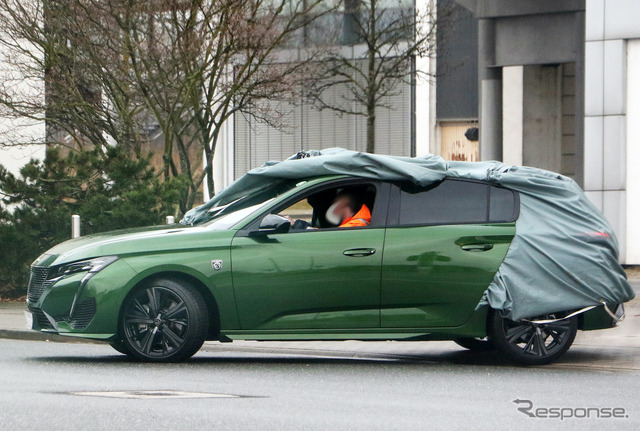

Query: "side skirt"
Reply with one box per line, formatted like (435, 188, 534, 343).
(221, 308, 490, 342)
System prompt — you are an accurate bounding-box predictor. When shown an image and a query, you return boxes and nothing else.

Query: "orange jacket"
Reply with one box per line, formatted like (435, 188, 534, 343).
(339, 204, 372, 228)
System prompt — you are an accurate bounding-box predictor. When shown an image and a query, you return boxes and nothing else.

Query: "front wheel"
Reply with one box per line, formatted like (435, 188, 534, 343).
(109, 339, 132, 356)
(490, 310, 577, 365)
(454, 337, 496, 352)
(119, 278, 208, 362)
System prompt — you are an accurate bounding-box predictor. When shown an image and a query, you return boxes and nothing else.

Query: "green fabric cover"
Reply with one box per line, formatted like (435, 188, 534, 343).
(182, 148, 634, 320)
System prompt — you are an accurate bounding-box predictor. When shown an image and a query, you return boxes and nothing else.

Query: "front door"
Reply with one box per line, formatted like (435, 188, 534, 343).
(231, 181, 388, 330)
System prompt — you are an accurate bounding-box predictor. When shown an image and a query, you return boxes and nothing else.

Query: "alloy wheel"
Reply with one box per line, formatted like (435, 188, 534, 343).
(122, 285, 191, 358)
(503, 315, 571, 356)
(492, 311, 578, 365)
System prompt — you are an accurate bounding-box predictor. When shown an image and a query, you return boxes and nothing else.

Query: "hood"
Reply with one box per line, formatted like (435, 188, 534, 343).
(34, 224, 234, 267)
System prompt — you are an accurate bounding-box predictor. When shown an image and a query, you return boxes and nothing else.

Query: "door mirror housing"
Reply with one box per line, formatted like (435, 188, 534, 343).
(251, 214, 291, 236)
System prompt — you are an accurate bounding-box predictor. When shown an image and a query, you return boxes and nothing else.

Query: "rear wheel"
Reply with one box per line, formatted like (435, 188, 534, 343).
(119, 278, 208, 362)
(491, 310, 577, 365)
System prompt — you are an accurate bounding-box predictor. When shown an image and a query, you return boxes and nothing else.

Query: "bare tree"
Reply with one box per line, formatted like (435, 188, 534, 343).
(0, 1, 123, 150)
(0, 0, 332, 213)
(309, 0, 437, 153)
(113, 0, 332, 208)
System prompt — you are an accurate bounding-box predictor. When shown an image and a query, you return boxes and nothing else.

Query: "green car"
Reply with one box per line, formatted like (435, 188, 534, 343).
(26, 166, 629, 365)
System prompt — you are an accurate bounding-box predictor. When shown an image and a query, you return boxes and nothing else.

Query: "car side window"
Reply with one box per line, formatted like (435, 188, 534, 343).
(397, 179, 518, 226)
(489, 185, 518, 222)
(277, 198, 314, 225)
(272, 183, 379, 231)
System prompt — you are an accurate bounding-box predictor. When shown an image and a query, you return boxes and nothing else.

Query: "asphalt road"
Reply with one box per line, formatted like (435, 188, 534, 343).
(0, 337, 639, 431)
(1, 280, 638, 430)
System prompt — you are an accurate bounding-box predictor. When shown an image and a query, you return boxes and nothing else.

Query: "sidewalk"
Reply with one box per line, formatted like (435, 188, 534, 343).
(0, 302, 26, 332)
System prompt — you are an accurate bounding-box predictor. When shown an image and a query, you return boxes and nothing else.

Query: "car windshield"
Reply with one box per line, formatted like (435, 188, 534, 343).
(205, 200, 275, 230)
(193, 179, 299, 227)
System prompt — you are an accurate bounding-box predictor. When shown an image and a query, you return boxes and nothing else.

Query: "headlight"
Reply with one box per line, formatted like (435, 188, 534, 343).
(51, 256, 119, 279)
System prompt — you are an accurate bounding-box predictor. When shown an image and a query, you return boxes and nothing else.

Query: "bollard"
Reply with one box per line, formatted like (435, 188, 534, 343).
(71, 214, 81, 238)
(166, 216, 175, 225)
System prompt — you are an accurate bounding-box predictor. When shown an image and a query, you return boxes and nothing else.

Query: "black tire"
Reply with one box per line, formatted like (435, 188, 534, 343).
(454, 337, 497, 352)
(109, 339, 132, 356)
(490, 310, 577, 365)
(119, 278, 208, 362)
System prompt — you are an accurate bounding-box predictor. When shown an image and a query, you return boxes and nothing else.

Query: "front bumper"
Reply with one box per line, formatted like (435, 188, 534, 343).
(26, 259, 138, 339)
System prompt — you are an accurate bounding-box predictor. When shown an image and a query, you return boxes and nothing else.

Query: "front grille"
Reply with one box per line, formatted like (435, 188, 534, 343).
(27, 267, 51, 303)
(70, 298, 96, 329)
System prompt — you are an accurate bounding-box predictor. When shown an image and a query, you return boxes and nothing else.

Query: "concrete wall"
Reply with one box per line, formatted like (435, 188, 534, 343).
(560, 63, 578, 179)
(626, 39, 640, 264)
(451, 0, 639, 263)
(502, 66, 523, 165)
(471, 2, 586, 171)
(503, 64, 577, 180)
(584, 0, 640, 263)
(498, 0, 637, 263)
(522, 65, 562, 174)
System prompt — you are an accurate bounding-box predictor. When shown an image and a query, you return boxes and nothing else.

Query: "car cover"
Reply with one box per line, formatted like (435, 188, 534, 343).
(182, 148, 634, 321)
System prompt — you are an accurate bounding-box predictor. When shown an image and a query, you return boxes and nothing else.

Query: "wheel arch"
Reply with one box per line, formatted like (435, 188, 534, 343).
(485, 307, 498, 338)
(118, 271, 221, 341)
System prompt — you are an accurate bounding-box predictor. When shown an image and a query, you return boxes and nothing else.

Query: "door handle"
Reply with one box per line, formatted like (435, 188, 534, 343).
(343, 248, 376, 257)
(461, 243, 493, 252)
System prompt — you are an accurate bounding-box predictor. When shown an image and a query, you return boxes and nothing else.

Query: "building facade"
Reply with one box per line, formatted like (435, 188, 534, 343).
(584, 0, 639, 264)
(1, 0, 637, 263)
(219, 0, 639, 264)
(451, 0, 638, 264)
(224, 0, 432, 185)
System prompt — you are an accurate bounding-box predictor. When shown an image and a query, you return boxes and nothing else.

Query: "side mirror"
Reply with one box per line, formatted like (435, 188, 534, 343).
(250, 214, 291, 236)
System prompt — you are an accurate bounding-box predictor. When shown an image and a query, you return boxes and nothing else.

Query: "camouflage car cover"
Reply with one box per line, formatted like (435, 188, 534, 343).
(182, 148, 634, 321)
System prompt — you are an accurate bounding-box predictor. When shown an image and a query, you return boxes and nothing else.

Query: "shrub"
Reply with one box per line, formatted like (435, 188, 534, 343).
(0, 146, 185, 298)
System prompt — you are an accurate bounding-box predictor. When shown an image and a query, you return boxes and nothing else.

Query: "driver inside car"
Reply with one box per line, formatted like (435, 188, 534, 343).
(284, 192, 371, 229)
(326, 192, 371, 227)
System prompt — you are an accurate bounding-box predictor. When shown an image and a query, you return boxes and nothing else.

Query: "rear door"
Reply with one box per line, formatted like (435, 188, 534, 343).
(380, 179, 518, 328)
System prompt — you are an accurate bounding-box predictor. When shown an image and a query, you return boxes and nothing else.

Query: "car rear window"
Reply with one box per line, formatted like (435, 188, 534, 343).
(489, 185, 518, 222)
(397, 179, 518, 226)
